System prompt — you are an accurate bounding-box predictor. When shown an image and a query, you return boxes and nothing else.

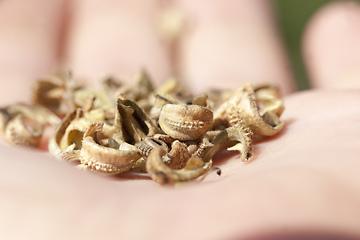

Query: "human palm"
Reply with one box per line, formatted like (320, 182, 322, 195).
(1, 1, 360, 239)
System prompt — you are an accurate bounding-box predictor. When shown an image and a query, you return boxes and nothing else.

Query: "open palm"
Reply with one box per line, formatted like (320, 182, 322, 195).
(1, 1, 360, 239)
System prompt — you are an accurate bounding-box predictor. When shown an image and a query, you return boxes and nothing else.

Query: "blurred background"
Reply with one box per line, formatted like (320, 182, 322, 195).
(275, 0, 359, 90)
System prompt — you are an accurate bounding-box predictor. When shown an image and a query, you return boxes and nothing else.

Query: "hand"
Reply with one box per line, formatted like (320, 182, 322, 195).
(0, 0, 359, 239)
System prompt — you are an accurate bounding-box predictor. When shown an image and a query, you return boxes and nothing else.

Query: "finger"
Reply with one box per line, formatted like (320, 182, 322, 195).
(175, 0, 295, 95)
(66, 0, 172, 86)
(303, 1, 360, 89)
(0, 0, 65, 105)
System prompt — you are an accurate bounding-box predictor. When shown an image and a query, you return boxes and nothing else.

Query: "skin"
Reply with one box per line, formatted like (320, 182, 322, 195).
(0, 0, 360, 239)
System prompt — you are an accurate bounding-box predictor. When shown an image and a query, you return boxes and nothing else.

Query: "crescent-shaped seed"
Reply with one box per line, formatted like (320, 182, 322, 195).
(159, 104, 213, 141)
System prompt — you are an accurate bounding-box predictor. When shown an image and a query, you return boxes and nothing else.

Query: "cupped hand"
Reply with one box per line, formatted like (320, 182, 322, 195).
(0, 1, 360, 239)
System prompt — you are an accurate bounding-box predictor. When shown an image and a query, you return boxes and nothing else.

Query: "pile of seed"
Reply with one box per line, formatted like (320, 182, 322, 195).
(0, 69, 285, 184)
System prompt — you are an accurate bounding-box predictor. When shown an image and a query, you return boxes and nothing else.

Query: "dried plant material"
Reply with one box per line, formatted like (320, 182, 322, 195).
(102, 76, 122, 95)
(133, 136, 172, 173)
(159, 104, 213, 141)
(230, 84, 284, 141)
(254, 84, 284, 117)
(115, 98, 160, 144)
(32, 69, 81, 114)
(167, 140, 190, 169)
(73, 88, 114, 111)
(1, 68, 286, 185)
(154, 93, 184, 107)
(156, 78, 192, 99)
(116, 70, 154, 102)
(149, 93, 185, 120)
(58, 110, 91, 151)
(48, 109, 88, 161)
(131, 157, 147, 172)
(203, 126, 252, 163)
(207, 89, 234, 109)
(32, 70, 68, 113)
(188, 137, 214, 158)
(0, 104, 60, 147)
(214, 83, 284, 141)
(146, 147, 212, 184)
(80, 121, 141, 174)
(135, 137, 169, 159)
(4, 114, 43, 147)
(192, 93, 211, 108)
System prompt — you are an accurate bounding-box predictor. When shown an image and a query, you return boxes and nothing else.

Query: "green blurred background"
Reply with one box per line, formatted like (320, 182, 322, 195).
(274, 0, 359, 90)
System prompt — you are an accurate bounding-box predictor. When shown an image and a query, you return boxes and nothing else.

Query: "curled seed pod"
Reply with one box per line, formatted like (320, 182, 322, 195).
(80, 121, 141, 174)
(32, 69, 72, 114)
(4, 114, 43, 147)
(135, 137, 169, 158)
(146, 147, 212, 185)
(58, 112, 91, 151)
(203, 126, 252, 162)
(115, 70, 154, 102)
(48, 109, 90, 161)
(159, 104, 213, 141)
(6, 104, 60, 127)
(254, 84, 284, 117)
(115, 98, 161, 144)
(225, 83, 284, 141)
(0, 104, 60, 148)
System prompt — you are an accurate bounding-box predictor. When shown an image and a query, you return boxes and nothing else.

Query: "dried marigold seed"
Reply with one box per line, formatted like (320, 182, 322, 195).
(0, 68, 286, 185)
(159, 104, 213, 141)
(146, 147, 212, 185)
(80, 121, 141, 174)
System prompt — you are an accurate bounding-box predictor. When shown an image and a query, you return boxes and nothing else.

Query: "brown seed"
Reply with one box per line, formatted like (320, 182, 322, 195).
(159, 104, 213, 141)
(222, 83, 284, 141)
(80, 121, 141, 174)
(146, 147, 212, 185)
(135, 137, 169, 158)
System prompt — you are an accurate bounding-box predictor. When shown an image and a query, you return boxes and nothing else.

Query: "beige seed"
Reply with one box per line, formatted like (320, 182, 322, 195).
(159, 104, 213, 141)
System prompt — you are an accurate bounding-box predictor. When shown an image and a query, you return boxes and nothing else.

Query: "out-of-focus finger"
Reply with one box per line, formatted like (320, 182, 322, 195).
(0, 0, 65, 105)
(175, 0, 295, 95)
(66, 0, 172, 86)
(303, 1, 360, 89)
